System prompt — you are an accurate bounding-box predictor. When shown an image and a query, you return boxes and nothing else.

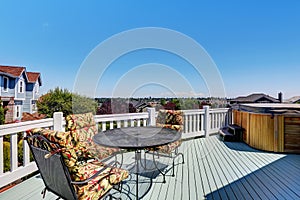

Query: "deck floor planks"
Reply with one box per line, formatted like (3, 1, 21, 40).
(249, 155, 300, 199)
(206, 137, 239, 200)
(216, 140, 264, 200)
(194, 138, 213, 199)
(207, 138, 246, 200)
(233, 142, 300, 195)
(182, 141, 196, 199)
(2, 136, 300, 200)
(233, 142, 300, 199)
(197, 138, 221, 199)
(213, 139, 254, 199)
(153, 151, 179, 200)
(189, 139, 204, 199)
(235, 150, 291, 199)
(226, 140, 299, 199)
(204, 138, 231, 200)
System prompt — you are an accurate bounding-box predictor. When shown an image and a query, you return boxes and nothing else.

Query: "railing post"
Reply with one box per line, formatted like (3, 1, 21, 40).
(53, 112, 64, 131)
(147, 107, 156, 126)
(203, 106, 210, 137)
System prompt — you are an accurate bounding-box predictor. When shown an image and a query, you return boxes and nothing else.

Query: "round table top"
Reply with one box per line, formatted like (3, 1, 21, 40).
(93, 126, 182, 149)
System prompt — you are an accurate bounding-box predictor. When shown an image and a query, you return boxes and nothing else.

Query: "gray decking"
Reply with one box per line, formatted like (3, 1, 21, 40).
(1, 136, 300, 200)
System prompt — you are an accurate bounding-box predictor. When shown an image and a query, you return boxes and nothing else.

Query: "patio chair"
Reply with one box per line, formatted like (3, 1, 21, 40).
(144, 110, 185, 182)
(65, 112, 123, 166)
(25, 129, 129, 200)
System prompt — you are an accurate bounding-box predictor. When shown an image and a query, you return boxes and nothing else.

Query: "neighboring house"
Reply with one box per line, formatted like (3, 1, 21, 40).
(285, 96, 300, 104)
(0, 65, 42, 123)
(230, 93, 281, 105)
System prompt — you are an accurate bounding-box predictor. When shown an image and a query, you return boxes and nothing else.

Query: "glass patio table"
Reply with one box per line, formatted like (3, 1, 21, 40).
(93, 126, 181, 199)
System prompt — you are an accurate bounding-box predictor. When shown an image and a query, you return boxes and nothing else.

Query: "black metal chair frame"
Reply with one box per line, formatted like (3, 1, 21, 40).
(25, 134, 123, 200)
(144, 146, 184, 183)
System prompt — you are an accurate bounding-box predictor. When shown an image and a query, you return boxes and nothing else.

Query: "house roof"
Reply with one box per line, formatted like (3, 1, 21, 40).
(0, 65, 42, 85)
(285, 96, 300, 103)
(27, 72, 42, 85)
(232, 93, 280, 103)
(0, 65, 25, 77)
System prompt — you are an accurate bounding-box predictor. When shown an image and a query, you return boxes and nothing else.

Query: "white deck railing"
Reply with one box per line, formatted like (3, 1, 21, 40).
(0, 106, 229, 188)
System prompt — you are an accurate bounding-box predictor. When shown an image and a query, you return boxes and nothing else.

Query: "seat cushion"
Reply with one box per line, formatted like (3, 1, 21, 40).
(74, 160, 129, 200)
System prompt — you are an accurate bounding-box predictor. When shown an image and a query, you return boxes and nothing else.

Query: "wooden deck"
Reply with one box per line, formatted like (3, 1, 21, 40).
(1, 136, 300, 200)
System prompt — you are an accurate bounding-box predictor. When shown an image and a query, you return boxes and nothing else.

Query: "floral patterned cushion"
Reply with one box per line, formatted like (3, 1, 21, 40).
(74, 160, 128, 200)
(66, 112, 97, 131)
(26, 128, 128, 200)
(148, 110, 183, 154)
(27, 128, 78, 168)
(156, 110, 184, 125)
(66, 113, 120, 160)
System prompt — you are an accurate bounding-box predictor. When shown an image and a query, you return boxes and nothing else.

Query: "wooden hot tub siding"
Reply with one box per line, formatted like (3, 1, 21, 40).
(233, 110, 300, 153)
(284, 117, 300, 153)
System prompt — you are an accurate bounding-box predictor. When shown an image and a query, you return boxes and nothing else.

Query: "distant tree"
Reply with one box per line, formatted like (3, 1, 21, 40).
(163, 101, 177, 110)
(37, 87, 97, 117)
(72, 93, 97, 114)
(180, 98, 200, 110)
(97, 98, 136, 114)
(160, 98, 166, 106)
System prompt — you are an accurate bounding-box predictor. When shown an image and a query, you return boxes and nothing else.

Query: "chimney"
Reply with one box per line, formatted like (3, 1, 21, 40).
(278, 92, 283, 103)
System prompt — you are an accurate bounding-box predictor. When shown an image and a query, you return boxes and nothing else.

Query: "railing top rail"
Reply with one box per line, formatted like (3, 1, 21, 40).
(0, 118, 54, 136)
(182, 109, 205, 115)
(94, 112, 149, 122)
(209, 108, 229, 113)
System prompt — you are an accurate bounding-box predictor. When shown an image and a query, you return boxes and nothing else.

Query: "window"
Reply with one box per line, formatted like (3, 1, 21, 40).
(18, 79, 24, 93)
(3, 76, 8, 92)
(16, 105, 21, 118)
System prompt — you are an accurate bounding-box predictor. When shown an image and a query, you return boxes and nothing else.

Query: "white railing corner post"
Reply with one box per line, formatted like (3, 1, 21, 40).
(146, 107, 156, 126)
(203, 106, 210, 137)
(53, 112, 64, 131)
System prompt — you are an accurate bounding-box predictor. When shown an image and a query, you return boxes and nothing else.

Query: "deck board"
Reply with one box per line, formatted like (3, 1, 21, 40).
(1, 136, 300, 200)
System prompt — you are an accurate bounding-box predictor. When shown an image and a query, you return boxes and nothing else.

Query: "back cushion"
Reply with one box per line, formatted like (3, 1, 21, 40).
(156, 110, 184, 131)
(66, 113, 97, 158)
(27, 128, 78, 168)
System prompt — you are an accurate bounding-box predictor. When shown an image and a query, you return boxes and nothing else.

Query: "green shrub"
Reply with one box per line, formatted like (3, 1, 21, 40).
(3, 141, 10, 172)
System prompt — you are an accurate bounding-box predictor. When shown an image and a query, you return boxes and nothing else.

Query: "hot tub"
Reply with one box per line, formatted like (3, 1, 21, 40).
(232, 103, 300, 153)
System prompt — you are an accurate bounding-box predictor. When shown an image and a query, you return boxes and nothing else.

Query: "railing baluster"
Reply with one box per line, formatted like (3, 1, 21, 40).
(130, 119, 135, 127)
(117, 120, 121, 128)
(184, 114, 188, 134)
(23, 131, 30, 166)
(10, 133, 18, 171)
(137, 119, 141, 127)
(102, 122, 106, 131)
(189, 114, 193, 134)
(124, 120, 128, 127)
(201, 114, 204, 132)
(110, 121, 114, 129)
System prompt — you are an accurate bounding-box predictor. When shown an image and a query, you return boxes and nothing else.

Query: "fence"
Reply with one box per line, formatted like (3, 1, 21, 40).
(0, 106, 229, 188)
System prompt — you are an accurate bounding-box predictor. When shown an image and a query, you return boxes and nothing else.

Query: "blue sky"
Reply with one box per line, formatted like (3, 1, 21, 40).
(0, 0, 300, 99)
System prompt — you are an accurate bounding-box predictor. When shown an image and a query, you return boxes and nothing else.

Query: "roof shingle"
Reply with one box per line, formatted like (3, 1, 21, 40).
(0, 65, 25, 77)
